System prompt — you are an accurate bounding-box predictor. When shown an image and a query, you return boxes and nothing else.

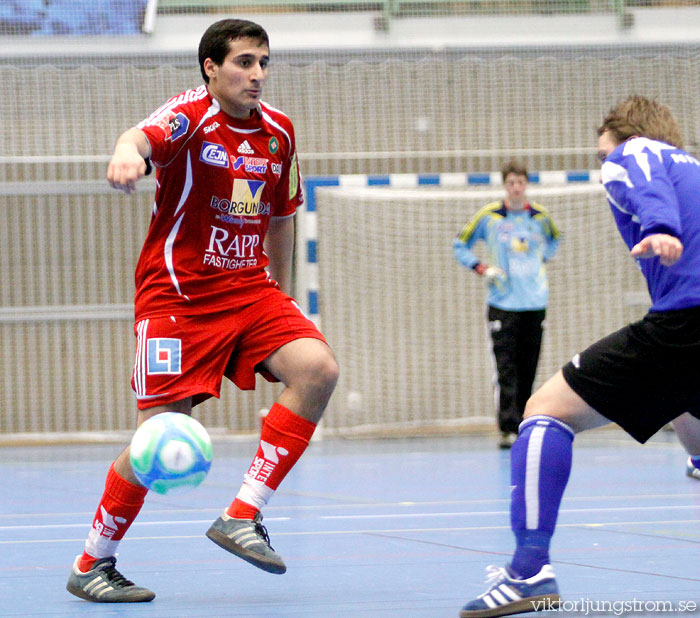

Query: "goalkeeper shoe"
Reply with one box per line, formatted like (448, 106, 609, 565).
(206, 511, 286, 574)
(66, 556, 155, 603)
(460, 564, 560, 617)
(498, 432, 516, 449)
(687, 457, 700, 480)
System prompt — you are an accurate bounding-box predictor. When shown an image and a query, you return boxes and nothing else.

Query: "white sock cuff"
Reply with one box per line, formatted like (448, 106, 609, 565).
(519, 415, 575, 439)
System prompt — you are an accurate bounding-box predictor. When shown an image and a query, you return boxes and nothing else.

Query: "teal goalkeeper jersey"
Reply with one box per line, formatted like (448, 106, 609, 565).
(453, 201, 560, 311)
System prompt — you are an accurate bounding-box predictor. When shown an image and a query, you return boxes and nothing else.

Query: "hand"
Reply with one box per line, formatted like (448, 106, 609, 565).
(482, 265, 507, 284)
(630, 233, 683, 266)
(107, 142, 147, 195)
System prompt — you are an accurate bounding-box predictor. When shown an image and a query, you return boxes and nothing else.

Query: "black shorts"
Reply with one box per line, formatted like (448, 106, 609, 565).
(562, 306, 700, 443)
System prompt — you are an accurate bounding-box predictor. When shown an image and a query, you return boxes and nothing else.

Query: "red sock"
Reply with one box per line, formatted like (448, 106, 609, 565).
(227, 403, 316, 518)
(77, 463, 148, 572)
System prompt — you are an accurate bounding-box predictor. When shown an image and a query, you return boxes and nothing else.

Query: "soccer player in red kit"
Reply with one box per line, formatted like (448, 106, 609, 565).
(66, 19, 339, 603)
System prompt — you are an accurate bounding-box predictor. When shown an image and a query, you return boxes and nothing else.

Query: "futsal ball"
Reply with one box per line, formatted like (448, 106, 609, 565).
(129, 412, 213, 495)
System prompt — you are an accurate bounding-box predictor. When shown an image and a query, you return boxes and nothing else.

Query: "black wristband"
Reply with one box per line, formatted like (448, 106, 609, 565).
(144, 157, 152, 176)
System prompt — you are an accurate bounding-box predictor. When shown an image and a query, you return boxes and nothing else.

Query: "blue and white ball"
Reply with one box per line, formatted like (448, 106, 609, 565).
(129, 412, 213, 495)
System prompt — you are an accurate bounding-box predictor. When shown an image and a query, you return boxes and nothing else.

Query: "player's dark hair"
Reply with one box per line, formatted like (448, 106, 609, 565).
(598, 95, 684, 149)
(501, 160, 528, 183)
(198, 19, 269, 83)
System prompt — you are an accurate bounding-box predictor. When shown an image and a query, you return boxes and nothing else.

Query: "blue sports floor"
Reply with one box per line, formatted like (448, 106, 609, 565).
(1, 429, 699, 617)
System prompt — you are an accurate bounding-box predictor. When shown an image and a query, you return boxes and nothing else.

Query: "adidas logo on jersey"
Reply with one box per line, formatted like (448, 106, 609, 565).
(237, 140, 254, 154)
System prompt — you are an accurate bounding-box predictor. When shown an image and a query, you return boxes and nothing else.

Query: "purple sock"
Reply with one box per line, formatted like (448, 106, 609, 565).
(510, 415, 574, 578)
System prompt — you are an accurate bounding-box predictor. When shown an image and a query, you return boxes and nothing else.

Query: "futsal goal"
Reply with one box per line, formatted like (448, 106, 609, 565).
(312, 182, 650, 436)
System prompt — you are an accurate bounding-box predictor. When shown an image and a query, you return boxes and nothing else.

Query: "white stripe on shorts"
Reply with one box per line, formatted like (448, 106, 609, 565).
(133, 319, 149, 397)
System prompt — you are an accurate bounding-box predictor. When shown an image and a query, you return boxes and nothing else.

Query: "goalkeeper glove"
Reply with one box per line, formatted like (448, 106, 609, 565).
(477, 264, 507, 284)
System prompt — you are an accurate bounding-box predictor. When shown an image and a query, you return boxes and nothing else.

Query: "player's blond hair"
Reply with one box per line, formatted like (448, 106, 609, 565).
(598, 95, 684, 149)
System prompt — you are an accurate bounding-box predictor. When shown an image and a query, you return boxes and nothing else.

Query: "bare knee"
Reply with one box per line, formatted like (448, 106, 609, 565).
(304, 350, 339, 397)
(521, 370, 609, 434)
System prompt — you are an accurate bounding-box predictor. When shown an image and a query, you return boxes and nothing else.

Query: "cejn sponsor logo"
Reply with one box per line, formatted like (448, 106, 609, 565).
(233, 156, 268, 174)
(204, 225, 260, 270)
(200, 141, 229, 168)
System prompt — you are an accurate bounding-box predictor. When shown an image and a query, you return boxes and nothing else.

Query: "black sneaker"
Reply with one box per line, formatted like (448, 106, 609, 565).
(66, 556, 155, 603)
(206, 511, 286, 574)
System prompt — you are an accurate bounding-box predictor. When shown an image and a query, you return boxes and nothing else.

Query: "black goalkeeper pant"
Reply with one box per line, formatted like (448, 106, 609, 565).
(487, 305, 546, 435)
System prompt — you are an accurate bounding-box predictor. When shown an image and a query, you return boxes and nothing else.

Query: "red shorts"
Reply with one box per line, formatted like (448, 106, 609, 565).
(131, 290, 326, 410)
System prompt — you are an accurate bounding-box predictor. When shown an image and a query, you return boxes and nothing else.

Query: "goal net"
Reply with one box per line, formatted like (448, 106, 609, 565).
(314, 183, 649, 435)
(0, 0, 697, 438)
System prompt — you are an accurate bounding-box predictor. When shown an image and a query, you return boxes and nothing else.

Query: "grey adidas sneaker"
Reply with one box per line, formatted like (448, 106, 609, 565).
(66, 556, 155, 603)
(206, 511, 286, 574)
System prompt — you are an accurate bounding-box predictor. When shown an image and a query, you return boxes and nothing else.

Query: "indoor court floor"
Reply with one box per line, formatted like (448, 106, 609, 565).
(1, 428, 699, 617)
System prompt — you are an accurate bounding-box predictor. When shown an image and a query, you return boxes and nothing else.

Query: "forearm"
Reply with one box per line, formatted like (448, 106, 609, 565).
(107, 128, 152, 193)
(115, 127, 151, 160)
(268, 254, 292, 295)
(453, 238, 479, 269)
(265, 217, 295, 295)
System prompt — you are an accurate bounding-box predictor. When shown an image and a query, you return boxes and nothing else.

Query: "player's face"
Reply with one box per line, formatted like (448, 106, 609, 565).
(504, 173, 528, 206)
(597, 130, 620, 164)
(204, 37, 270, 119)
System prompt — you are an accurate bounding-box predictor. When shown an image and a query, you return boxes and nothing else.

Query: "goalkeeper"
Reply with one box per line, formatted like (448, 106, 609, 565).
(453, 161, 560, 448)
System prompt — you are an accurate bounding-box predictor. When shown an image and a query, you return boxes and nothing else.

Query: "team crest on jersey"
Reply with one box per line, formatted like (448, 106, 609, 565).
(167, 113, 189, 141)
(147, 338, 182, 375)
(233, 156, 268, 174)
(200, 142, 229, 168)
(268, 137, 279, 154)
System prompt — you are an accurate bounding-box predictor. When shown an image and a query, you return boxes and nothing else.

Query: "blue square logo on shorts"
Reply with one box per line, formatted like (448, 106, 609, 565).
(147, 338, 182, 374)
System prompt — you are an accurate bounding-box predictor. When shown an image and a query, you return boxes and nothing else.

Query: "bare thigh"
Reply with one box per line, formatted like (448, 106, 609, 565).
(524, 370, 611, 434)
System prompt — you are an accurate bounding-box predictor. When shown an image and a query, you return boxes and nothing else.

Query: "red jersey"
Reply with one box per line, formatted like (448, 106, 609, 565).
(134, 86, 304, 320)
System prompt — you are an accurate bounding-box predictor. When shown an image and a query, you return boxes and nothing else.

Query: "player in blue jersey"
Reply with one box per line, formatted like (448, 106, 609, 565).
(454, 161, 560, 448)
(459, 95, 700, 617)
